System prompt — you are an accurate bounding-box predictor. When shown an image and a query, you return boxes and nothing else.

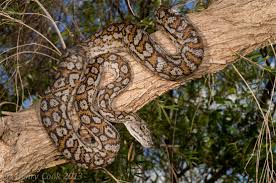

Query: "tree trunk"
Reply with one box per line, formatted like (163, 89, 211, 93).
(1, 0, 276, 182)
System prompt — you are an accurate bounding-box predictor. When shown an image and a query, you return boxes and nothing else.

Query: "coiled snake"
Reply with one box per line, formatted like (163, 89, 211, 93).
(40, 6, 204, 169)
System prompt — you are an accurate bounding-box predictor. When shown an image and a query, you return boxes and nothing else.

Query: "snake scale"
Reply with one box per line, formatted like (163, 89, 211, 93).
(40, 6, 204, 169)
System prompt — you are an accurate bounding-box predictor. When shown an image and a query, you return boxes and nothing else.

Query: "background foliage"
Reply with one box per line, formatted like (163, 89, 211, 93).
(0, 0, 275, 182)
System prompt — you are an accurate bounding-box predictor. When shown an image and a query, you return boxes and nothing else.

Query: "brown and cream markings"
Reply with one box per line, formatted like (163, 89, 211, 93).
(40, 6, 203, 169)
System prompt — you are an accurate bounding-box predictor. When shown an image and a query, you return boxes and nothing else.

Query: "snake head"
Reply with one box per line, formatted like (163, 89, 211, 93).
(124, 120, 153, 148)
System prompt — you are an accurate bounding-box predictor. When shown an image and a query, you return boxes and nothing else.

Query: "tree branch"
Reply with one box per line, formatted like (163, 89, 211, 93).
(1, 0, 276, 182)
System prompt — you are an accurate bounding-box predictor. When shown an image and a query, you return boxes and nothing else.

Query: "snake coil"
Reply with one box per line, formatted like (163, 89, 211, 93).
(40, 6, 204, 169)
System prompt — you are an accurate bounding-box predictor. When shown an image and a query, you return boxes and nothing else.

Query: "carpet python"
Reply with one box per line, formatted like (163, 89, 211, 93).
(40, 6, 204, 169)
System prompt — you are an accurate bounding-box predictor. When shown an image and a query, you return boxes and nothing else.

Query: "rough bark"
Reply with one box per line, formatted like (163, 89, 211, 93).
(1, 0, 276, 182)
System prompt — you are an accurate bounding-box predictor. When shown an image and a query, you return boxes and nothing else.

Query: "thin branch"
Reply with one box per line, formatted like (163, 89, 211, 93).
(0, 43, 60, 56)
(0, 51, 60, 64)
(126, 0, 137, 17)
(31, 0, 66, 50)
(0, 102, 20, 109)
(103, 168, 130, 183)
(232, 65, 265, 119)
(233, 62, 275, 182)
(0, 12, 61, 55)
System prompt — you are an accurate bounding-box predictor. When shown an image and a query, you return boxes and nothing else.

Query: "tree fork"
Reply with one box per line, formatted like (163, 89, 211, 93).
(1, 0, 276, 182)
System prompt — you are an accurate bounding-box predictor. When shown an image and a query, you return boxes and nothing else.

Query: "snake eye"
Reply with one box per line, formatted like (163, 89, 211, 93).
(140, 125, 146, 131)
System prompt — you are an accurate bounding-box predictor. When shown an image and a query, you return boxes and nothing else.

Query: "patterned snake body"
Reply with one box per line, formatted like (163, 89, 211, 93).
(40, 7, 204, 169)
(40, 49, 121, 169)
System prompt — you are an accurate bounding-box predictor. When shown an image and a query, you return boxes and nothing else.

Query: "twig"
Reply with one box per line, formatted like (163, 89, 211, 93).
(103, 168, 130, 183)
(0, 12, 61, 55)
(126, 0, 137, 18)
(233, 61, 275, 182)
(0, 102, 20, 109)
(0, 43, 60, 57)
(233, 51, 272, 73)
(0, 50, 59, 64)
(232, 65, 265, 119)
(31, 0, 66, 50)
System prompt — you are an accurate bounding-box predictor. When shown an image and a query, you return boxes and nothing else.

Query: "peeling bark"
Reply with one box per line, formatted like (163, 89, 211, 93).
(1, 0, 276, 182)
